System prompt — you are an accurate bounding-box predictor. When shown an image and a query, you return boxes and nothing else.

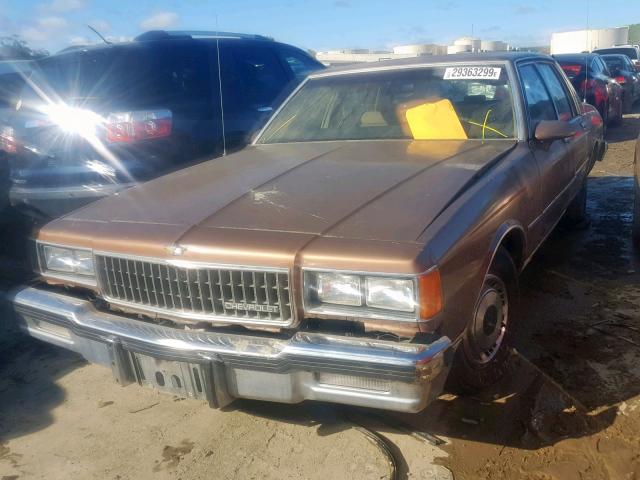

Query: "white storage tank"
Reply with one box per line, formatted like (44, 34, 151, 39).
(550, 27, 629, 54)
(447, 44, 472, 54)
(481, 40, 509, 52)
(453, 37, 481, 52)
(393, 44, 447, 55)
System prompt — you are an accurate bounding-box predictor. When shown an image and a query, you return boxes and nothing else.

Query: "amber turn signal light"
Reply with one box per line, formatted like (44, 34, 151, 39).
(419, 269, 443, 319)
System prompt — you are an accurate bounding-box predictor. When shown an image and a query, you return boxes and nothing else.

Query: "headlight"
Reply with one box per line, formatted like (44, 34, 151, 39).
(41, 244, 95, 276)
(366, 277, 415, 312)
(304, 269, 442, 322)
(316, 272, 362, 306)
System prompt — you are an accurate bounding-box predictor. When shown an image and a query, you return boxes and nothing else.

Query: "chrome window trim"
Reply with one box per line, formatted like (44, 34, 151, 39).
(93, 251, 295, 328)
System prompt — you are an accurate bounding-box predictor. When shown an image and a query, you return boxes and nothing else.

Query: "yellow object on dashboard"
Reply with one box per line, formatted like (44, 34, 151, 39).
(405, 99, 468, 140)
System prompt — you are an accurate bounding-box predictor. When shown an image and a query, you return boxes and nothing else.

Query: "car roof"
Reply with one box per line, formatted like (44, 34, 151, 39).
(53, 31, 301, 59)
(553, 53, 598, 62)
(600, 54, 628, 59)
(312, 51, 552, 77)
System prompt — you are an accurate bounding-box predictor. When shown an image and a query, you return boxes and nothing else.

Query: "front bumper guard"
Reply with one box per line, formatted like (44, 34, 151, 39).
(10, 287, 453, 412)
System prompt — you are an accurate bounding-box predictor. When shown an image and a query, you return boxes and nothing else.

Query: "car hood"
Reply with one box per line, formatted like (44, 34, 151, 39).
(43, 140, 515, 262)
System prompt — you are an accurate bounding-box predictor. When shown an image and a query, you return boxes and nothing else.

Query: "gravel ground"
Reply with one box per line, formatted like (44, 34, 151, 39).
(1, 107, 639, 480)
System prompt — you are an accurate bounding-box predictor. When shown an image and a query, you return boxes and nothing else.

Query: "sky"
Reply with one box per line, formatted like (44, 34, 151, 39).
(1, 0, 639, 54)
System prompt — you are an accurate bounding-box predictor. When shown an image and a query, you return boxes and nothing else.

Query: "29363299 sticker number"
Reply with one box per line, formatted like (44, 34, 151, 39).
(443, 66, 502, 80)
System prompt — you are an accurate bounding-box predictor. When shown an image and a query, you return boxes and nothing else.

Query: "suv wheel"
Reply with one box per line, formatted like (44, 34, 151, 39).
(448, 247, 518, 393)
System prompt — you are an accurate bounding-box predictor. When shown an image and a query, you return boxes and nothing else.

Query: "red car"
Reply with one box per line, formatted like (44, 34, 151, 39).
(554, 53, 623, 128)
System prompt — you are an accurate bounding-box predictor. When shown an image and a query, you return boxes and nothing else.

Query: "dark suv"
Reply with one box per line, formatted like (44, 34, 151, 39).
(3, 31, 323, 219)
(0, 60, 30, 215)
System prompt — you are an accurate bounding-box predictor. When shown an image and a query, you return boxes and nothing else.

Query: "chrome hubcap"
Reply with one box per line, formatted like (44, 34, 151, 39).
(469, 274, 508, 364)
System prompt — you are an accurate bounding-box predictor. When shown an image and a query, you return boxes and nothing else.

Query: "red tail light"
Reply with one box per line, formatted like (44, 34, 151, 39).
(106, 109, 172, 143)
(615, 76, 626, 84)
(561, 64, 582, 76)
(0, 126, 18, 153)
(579, 79, 608, 107)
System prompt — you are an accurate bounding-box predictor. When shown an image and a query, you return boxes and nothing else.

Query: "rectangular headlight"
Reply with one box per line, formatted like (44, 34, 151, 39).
(304, 269, 440, 322)
(316, 272, 362, 306)
(42, 244, 94, 276)
(365, 277, 415, 312)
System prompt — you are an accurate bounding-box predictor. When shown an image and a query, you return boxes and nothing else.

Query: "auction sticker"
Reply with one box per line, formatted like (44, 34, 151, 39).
(443, 66, 502, 80)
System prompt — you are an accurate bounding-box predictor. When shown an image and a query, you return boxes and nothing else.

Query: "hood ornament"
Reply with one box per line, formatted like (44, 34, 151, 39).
(168, 244, 186, 256)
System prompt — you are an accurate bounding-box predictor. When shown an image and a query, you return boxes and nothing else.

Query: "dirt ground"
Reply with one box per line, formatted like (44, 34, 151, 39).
(1, 108, 640, 480)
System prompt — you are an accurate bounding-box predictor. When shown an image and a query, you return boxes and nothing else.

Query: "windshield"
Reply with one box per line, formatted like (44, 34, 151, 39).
(258, 65, 516, 144)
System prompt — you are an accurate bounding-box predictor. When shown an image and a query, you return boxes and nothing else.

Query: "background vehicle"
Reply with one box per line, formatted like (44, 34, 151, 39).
(601, 54, 640, 112)
(634, 134, 640, 245)
(11, 53, 605, 413)
(5, 30, 324, 220)
(0, 60, 30, 216)
(594, 45, 640, 70)
(554, 53, 623, 127)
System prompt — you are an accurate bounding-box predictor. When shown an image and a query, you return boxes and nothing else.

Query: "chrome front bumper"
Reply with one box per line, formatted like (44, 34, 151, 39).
(10, 287, 453, 412)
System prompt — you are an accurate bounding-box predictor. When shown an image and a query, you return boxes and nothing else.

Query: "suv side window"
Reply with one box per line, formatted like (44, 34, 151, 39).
(519, 64, 557, 132)
(597, 57, 611, 76)
(278, 47, 321, 81)
(227, 44, 290, 110)
(537, 63, 574, 121)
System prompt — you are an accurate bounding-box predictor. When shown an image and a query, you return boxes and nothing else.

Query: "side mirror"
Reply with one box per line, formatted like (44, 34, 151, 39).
(534, 120, 579, 142)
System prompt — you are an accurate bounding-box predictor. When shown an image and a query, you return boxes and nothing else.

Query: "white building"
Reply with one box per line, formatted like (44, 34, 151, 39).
(315, 44, 447, 66)
(446, 37, 510, 54)
(550, 27, 629, 54)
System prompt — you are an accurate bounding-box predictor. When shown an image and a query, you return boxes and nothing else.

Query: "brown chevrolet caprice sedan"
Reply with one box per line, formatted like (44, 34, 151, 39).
(11, 53, 605, 412)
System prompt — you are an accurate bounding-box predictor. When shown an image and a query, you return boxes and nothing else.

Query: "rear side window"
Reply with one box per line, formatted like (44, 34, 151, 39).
(154, 43, 213, 106)
(537, 63, 573, 121)
(519, 64, 557, 130)
(225, 44, 290, 110)
(21, 44, 213, 111)
(602, 56, 626, 72)
(278, 47, 322, 81)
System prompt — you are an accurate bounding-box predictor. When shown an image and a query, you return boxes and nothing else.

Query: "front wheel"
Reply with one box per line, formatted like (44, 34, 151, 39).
(448, 247, 519, 393)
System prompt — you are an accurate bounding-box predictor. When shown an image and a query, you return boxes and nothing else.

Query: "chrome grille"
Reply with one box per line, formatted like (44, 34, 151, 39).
(95, 255, 292, 324)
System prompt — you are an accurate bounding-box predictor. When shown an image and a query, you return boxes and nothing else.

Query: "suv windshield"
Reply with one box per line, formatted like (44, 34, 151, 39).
(258, 65, 516, 143)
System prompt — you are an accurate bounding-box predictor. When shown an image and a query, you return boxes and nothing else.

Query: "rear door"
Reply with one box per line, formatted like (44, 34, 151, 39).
(518, 62, 572, 244)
